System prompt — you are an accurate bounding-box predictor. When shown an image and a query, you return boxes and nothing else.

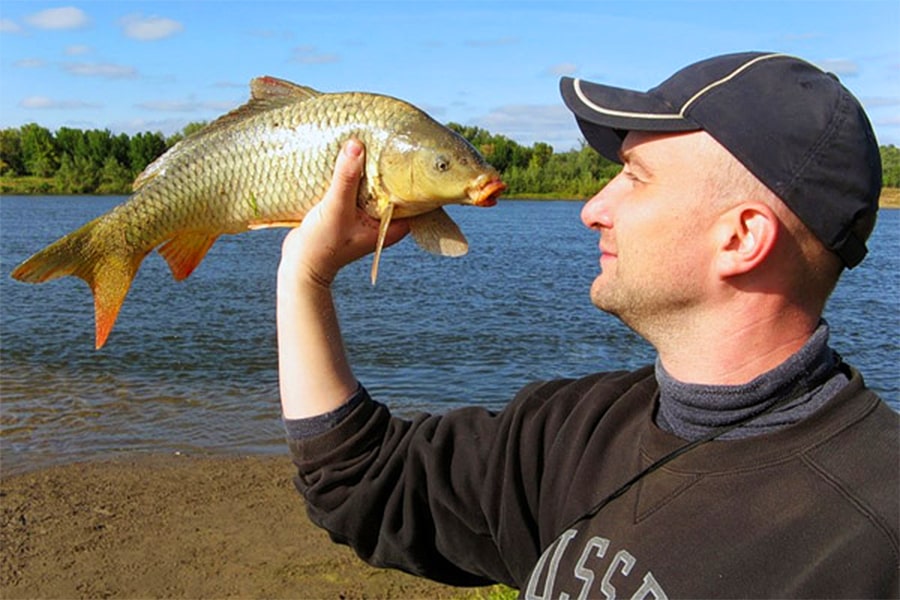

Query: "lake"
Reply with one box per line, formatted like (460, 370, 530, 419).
(1, 196, 898, 475)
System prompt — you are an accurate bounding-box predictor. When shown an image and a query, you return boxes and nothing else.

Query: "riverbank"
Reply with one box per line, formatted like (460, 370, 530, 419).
(1, 454, 510, 599)
(880, 187, 900, 208)
(2, 178, 899, 208)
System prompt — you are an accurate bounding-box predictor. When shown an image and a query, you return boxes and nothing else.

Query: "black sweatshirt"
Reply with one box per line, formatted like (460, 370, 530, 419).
(287, 365, 899, 598)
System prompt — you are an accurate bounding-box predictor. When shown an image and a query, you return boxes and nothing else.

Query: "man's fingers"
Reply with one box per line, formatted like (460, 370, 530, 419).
(326, 139, 365, 204)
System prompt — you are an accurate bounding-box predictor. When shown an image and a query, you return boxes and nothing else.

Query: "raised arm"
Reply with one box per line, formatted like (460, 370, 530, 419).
(277, 139, 408, 419)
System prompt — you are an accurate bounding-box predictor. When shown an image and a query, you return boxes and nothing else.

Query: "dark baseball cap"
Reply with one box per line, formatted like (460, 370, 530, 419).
(560, 51, 882, 268)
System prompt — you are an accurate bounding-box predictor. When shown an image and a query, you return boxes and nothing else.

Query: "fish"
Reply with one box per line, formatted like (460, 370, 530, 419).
(10, 76, 506, 349)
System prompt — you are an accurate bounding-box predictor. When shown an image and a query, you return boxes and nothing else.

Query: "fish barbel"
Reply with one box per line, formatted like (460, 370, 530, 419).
(10, 76, 506, 349)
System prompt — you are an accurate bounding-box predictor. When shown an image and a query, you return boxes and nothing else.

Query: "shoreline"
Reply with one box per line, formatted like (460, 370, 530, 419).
(2, 188, 899, 208)
(1, 453, 499, 599)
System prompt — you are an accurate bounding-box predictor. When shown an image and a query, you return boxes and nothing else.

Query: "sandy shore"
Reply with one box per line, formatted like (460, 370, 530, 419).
(1, 454, 500, 599)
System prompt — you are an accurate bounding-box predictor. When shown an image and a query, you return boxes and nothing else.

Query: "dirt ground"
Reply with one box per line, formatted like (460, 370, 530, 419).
(0, 454, 501, 599)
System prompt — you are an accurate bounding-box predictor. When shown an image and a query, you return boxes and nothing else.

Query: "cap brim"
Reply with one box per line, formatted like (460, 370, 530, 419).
(560, 76, 699, 162)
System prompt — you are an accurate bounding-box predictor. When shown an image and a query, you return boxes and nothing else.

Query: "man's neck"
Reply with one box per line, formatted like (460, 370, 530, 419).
(649, 303, 820, 386)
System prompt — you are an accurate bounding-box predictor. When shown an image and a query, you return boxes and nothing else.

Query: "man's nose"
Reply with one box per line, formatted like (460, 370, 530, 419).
(581, 183, 614, 230)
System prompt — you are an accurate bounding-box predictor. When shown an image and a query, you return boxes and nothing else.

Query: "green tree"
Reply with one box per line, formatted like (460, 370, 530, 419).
(19, 123, 58, 177)
(84, 129, 116, 169)
(129, 131, 168, 175)
(166, 121, 208, 147)
(0, 128, 24, 175)
(528, 142, 553, 170)
(55, 153, 98, 193)
(881, 144, 900, 188)
(55, 127, 87, 163)
(97, 156, 134, 194)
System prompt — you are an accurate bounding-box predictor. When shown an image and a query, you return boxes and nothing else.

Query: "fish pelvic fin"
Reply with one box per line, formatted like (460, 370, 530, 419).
(10, 217, 146, 350)
(371, 203, 395, 285)
(409, 208, 469, 257)
(158, 232, 219, 281)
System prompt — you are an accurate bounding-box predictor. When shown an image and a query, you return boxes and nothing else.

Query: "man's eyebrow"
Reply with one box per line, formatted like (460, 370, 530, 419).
(618, 147, 652, 175)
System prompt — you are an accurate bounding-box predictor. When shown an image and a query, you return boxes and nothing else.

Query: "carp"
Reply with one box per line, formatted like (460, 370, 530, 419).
(10, 76, 506, 348)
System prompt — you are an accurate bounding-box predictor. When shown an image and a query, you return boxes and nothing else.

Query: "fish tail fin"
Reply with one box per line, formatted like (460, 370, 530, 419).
(10, 218, 145, 349)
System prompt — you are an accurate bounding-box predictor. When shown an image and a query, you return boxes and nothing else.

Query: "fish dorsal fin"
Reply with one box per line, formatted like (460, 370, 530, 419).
(251, 76, 321, 103)
(201, 77, 321, 133)
(133, 77, 321, 192)
(409, 208, 469, 257)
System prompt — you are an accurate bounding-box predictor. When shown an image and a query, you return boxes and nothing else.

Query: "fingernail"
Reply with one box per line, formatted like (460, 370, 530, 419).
(344, 139, 363, 158)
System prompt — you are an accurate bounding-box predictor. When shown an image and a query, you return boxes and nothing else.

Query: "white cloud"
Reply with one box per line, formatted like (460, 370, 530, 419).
(65, 44, 91, 56)
(0, 18, 23, 33)
(816, 58, 860, 77)
(25, 7, 88, 30)
(291, 45, 340, 65)
(465, 36, 518, 48)
(63, 62, 138, 79)
(15, 58, 47, 69)
(119, 14, 184, 41)
(546, 63, 578, 77)
(862, 96, 900, 108)
(473, 104, 583, 150)
(20, 96, 100, 110)
(136, 98, 236, 113)
(110, 117, 192, 136)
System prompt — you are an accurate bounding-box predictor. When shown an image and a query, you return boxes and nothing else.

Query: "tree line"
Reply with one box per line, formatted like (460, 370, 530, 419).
(1, 122, 898, 197)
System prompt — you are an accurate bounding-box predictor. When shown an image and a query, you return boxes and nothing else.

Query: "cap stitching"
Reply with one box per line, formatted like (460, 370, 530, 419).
(573, 79, 684, 121)
(680, 53, 790, 114)
(573, 53, 794, 121)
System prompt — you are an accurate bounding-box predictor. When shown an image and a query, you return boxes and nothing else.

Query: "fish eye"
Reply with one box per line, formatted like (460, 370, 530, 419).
(434, 155, 451, 172)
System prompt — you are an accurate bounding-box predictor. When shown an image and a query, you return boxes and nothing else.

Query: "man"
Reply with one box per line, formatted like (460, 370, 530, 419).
(278, 52, 899, 597)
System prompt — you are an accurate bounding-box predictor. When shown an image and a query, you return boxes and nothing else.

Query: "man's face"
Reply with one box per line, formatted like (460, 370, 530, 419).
(580, 130, 722, 334)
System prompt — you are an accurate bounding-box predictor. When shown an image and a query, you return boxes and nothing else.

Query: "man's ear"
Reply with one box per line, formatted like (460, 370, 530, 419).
(713, 203, 779, 278)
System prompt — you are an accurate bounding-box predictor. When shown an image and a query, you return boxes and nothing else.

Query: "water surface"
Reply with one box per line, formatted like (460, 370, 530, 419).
(1, 197, 897, 475)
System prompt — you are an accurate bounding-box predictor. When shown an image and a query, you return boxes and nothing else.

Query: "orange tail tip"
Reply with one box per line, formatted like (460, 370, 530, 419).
(10, 219, 144, 349)
(89, 254, 144, 349)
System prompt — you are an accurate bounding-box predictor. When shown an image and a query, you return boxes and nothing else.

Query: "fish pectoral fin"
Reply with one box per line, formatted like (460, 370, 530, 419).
(371, 203, 395, 286)
(247, 219, 303, 230)
(158, 232, 219, 281)
(409, 208, 469, 257)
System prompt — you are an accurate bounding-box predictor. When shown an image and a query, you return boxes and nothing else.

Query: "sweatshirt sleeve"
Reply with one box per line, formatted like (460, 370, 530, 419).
(286, 383, 552, 586)
(287, 370, 649, 587)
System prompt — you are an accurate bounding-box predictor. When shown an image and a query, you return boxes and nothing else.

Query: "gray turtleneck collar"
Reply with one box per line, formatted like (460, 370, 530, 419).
(655, 320, 849, 441)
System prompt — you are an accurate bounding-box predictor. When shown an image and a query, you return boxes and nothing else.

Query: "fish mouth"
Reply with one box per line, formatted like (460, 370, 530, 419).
(469, 177, 506, 207)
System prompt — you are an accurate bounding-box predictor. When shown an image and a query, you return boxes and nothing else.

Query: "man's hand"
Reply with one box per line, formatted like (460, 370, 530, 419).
(279, 138, 409, 287)
(277, 139, 409, 419)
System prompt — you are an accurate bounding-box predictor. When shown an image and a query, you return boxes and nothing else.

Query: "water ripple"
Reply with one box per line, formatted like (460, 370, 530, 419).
(1, 197, 897, 475)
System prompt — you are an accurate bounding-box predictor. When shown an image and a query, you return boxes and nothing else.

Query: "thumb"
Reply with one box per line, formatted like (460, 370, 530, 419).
(326, 138, 365, 203)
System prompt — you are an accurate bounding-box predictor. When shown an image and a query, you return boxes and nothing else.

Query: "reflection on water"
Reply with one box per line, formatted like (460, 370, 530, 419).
(1, 197, 897, 475)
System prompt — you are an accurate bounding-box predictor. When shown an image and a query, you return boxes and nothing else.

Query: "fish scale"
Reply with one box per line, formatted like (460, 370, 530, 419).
(10, 76, 506, 349)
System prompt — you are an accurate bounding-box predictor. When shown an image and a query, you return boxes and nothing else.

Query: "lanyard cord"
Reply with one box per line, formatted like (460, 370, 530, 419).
(560, 357, 842, 531)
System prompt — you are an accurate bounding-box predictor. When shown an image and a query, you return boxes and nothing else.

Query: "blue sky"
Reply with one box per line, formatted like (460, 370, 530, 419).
(1, 1, 898, 151)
